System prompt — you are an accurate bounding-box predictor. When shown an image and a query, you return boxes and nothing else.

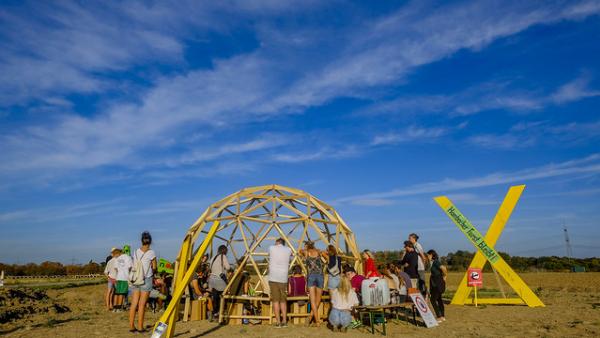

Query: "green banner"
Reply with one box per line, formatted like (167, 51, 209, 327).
(158, 258, 174, 275)
(444, 204, 500, 264)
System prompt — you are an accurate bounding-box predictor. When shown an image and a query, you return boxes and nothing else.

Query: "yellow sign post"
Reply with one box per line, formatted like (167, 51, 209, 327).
(434, 185, 544, 308)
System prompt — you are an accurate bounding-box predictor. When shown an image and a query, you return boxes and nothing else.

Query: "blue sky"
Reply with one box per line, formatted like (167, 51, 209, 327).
(1, 0, 599, 264)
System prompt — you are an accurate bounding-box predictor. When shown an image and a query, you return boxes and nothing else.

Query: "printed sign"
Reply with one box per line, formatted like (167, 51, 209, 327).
(467, 268, 483, 287)
(157, 258, 174, 275)
(443, 205, 500, 264)
(409, 292, 438, 328)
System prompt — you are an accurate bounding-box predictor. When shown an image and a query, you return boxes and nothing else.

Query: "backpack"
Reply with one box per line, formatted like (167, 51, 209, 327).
(327, 256, 341, 276)
(129, 250, 147, 286)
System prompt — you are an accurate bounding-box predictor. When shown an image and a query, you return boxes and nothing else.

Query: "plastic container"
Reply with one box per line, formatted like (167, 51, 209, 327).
(361, 277, 390, 306)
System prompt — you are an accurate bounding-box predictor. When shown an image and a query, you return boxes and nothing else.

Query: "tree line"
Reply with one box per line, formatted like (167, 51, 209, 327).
(371, 250, 600, 272)
(0, 260, 104, 276)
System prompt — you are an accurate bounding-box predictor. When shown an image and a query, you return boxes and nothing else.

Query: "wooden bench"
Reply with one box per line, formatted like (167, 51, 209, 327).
(220, 294, 331, 324)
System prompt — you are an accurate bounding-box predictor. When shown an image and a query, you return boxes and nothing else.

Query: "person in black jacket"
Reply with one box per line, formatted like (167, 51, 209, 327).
(400, 241, 419, 288)
(427, 249, 446, 322)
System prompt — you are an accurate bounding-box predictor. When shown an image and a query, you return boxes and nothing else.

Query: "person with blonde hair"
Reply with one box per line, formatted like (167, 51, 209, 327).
(328, 275, 359, 332)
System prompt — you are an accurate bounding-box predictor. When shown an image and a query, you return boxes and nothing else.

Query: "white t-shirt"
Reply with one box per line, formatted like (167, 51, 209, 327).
(331, 288, 359, 310)
(115, 254, 133, 281)
(209, 254, 231, 276)
(390, 274, 400, 290)
(104, 257, 118, 279)
(134, 248, 156, 278)
(413, 242, 425, 271)
(268, 244, 292, 283)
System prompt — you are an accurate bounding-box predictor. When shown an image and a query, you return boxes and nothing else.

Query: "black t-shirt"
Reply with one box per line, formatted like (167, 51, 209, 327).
(400, 251, 419, 278)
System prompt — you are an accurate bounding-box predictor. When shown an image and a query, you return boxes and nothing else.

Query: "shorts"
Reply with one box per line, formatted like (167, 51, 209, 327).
(327, 274, 340, 290)
(269, 281, 287, 302)
(208, 274, 227, 292)
(131, 276, 153, 292)
(307, 273, 324, 289)
(115, 280, 129, 295)
(107, 278, 116, 289)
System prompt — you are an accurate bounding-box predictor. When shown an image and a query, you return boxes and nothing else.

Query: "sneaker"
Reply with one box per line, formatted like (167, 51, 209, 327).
(281, 322, 288, 328)
(273, 322, 282, 328)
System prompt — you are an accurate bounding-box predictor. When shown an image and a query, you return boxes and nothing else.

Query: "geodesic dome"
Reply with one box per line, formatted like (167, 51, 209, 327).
(173, 184, 362, 297)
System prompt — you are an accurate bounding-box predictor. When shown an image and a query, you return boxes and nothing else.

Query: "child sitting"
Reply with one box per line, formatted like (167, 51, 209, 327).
(329, 275, 359, 332)
(288, 264, 307, 297)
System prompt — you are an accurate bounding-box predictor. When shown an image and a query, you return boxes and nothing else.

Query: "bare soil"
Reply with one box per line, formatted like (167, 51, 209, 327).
(1, 272, 599, 337)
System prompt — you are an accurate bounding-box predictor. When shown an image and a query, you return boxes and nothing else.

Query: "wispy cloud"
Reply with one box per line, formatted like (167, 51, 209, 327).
(371, 126, 449, 146)
(469, 119, 600, 149)
(336, 153, 600, 204)
(1, 0, 600, 183)
(363, 74, 600, 117)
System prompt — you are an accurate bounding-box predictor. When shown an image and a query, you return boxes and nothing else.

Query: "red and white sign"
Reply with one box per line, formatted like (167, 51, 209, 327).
(467, 268, 483, 287)
(409, 292, 438, 328)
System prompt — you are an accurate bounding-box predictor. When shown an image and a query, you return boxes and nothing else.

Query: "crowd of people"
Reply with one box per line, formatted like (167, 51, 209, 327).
(103, 231, 447, 333)
(265, 233, 447, 331)
(103, 231, 171, 334)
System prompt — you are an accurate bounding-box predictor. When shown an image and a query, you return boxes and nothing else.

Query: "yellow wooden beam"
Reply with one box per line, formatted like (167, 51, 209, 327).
(434, 194, 544, 308)
(153, 221, 220, 338)
(452, 185, 525, 305)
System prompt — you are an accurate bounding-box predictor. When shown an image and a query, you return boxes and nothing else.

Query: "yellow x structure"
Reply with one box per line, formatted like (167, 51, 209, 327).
(434, 185, 544, 307)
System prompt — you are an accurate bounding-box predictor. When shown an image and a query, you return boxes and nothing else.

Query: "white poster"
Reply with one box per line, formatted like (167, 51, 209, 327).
(409, 292, 438, 328)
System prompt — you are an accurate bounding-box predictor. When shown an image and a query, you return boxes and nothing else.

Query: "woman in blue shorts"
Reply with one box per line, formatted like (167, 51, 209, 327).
(300, 241, 325, 326)
(128, 231, 157, 333)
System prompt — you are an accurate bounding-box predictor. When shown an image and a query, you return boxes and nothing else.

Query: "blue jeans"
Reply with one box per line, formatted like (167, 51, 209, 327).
(329, 308, 352, 328)
(327, 274, 340, 289)
(131, 276, 153, 292)
(307, 273, 324, 289)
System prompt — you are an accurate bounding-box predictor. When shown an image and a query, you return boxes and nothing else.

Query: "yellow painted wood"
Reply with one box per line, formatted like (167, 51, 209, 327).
(154, 221, 220, 338)
(452, 185, 524, 305)
(435, 193, 544, 308)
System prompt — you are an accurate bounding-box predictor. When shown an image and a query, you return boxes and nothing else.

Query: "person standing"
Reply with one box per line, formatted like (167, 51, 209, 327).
(300, 241, 325, 326)
(208, 245, 231, 321)
(409, 233, 428, 296)
(268, 238, 292, 328)
(427, 250, 446, 322)
(129, 231, 157, 333)
(400, 241, 419, 288)
(103, 248, 119, 311)
(324, 245, 342, 290)
(328, 275, 359, 332)
(113, 248, 132, 312)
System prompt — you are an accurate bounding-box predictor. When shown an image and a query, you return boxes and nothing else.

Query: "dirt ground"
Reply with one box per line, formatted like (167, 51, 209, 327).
(1, 272, 599, 338)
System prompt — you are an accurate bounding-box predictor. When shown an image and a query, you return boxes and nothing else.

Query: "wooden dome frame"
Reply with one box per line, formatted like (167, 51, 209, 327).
(155, 184, 361, 337)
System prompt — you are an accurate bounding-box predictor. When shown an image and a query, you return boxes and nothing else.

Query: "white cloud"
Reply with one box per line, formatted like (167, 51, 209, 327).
(468, 119, 600, 149)
(2, 0, 600, 179)
(371, 126, 448, 146)
(336, 153, 600, 204)
(363, 74, 600, 117)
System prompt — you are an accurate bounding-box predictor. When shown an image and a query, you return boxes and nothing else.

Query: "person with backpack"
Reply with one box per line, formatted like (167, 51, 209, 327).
(208, 245, 231, 321)
(324, 244, 342, 290)
(128, 231, 157, 333)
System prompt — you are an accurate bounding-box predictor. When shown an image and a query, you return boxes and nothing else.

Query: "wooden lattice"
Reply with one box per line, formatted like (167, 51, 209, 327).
(173, 184, 362, 296)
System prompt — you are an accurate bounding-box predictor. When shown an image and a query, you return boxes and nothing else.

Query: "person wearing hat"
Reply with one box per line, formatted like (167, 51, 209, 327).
(103, 247, 119, 311)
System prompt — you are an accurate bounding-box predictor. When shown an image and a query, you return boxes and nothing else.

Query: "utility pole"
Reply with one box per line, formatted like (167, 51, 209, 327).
(562, 221, 573, 268)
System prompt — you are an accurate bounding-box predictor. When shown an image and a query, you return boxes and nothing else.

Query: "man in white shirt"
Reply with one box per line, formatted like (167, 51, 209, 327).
(409, 233, 428, 296)
(268, 238, 292, 328)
